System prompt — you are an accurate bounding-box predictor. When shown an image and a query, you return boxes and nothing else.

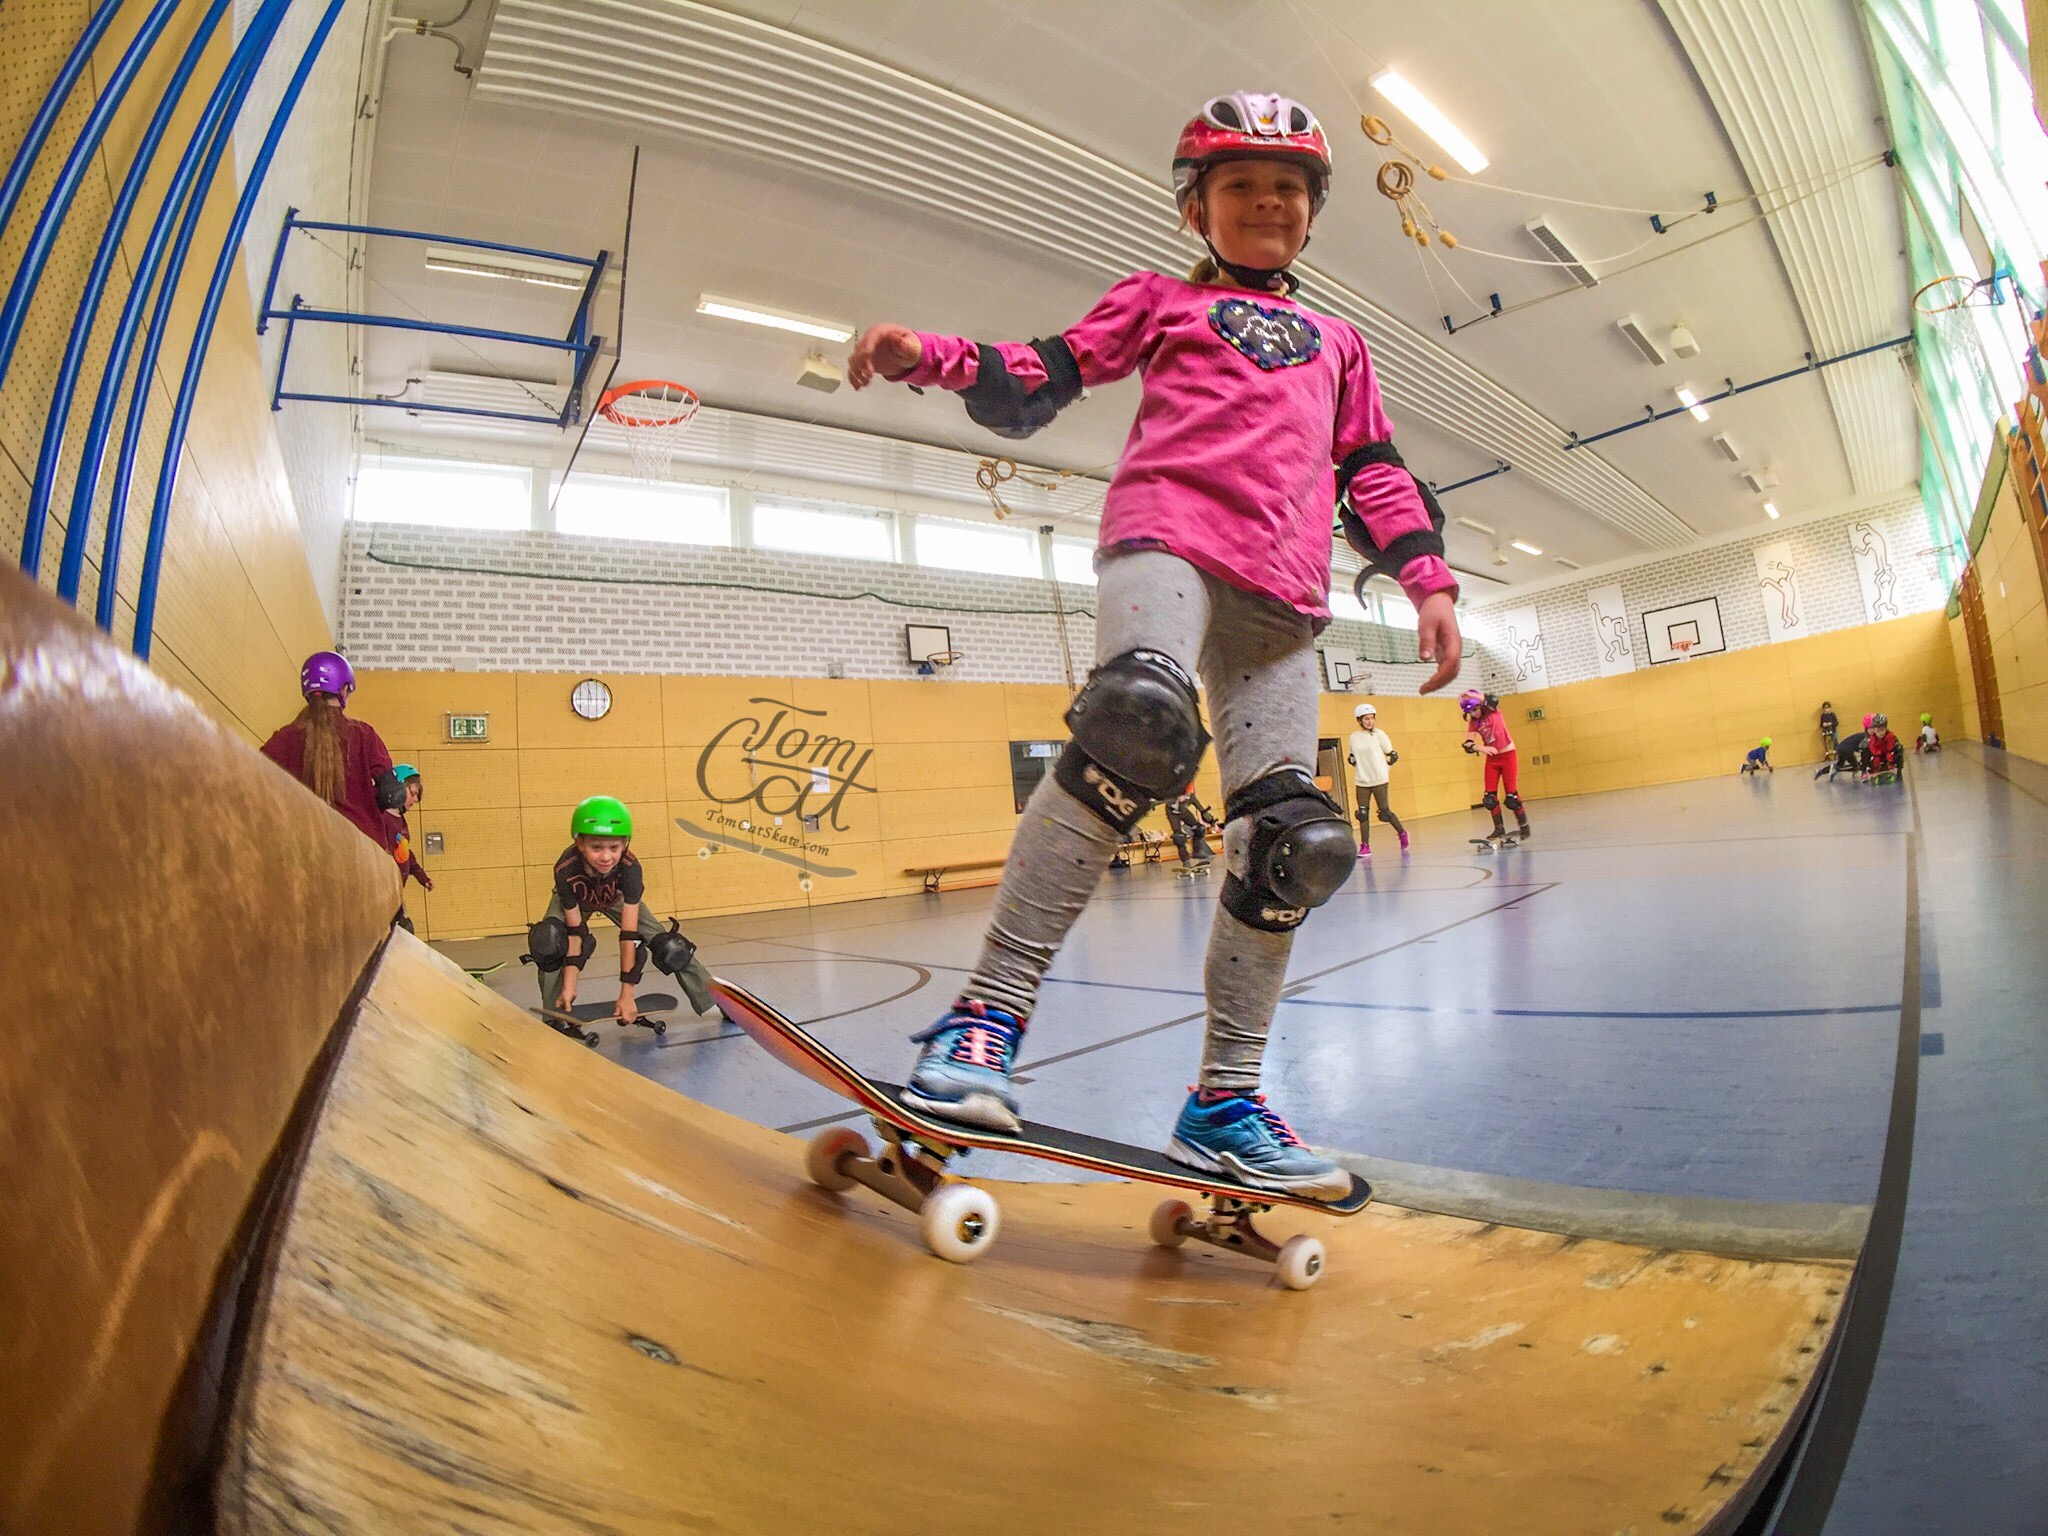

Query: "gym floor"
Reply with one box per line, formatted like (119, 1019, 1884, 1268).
(445, 743, 2047, 1534)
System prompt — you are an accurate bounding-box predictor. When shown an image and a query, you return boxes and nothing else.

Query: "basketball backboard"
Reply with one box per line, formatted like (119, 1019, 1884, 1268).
(546, 145, 639, 512)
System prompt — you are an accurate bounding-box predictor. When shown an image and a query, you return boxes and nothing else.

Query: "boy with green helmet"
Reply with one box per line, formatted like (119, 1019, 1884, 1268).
(525, 795, 719, 1024)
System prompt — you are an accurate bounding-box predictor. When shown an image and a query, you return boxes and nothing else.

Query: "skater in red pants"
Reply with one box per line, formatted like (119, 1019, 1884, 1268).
(1460, 689, 1530, 844)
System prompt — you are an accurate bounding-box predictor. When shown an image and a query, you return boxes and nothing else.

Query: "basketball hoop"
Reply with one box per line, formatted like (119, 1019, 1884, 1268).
(1672, 639, 1695, 661)
(598, 379, 700, 482)
(1913, 274, 2006, 403)
(915, 650, 964, 677)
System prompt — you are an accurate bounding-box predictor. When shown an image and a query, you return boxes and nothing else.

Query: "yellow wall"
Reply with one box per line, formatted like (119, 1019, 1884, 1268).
(365, 619, 1963, 940)
(1962, 459, 2048, 762)
(0, 4, 328, 744)
(355, 670, 1479, 940)
(1503, 611, 1962, 796)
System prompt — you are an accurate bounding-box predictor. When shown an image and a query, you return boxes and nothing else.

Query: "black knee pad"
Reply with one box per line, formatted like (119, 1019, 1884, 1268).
(1504, 791, 1524, 813)
(1219, 767, 1356, 933)
(1065, 649, 1209, 798)
(648, 919, 697, 978)
(525, 915, 570, 972)
(1482, 790, 1500, 812)
(620, 932, 648, 984)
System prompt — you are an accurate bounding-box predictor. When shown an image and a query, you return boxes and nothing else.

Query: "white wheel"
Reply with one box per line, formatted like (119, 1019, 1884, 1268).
(920, 1183, 1000, 1263)
(805, 1126, 868, 1192)
(1149, 1198, 1193, 1248)
(1275, 1234, 1326, 1291)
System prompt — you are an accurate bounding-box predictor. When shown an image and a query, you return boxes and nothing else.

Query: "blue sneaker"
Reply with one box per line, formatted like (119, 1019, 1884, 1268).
(902, 1001, 1025, 1132)
(1168, 1089, 1352, 1201)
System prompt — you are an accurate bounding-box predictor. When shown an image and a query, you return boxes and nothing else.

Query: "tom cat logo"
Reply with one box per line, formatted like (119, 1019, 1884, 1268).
(675, 699, 878, 880)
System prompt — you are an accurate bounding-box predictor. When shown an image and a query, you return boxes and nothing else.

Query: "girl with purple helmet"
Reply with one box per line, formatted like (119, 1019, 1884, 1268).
(260, 650, 406, 852)
(845, 92, 1463, 1202)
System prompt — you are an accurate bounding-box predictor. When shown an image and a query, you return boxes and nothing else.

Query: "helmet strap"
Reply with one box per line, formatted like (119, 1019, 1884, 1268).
(1201, 234, 1301, 296)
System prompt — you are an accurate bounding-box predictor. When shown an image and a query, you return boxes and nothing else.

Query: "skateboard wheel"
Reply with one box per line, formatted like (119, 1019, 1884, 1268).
(652, 1021, 667, 1036)
(805, 1126, 869, 1192)
(1275, 1234, 1325, 1291)
(582, 1031, 600, 1048)
(1149, 1198, 1192, 1248)
(921, 1183, 999, 1263)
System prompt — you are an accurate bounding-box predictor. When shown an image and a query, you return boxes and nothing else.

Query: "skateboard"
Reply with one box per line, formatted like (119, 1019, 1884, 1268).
(1173, 861, 1212, 880)
(531, 992, 678, 1045)
(465, 960, 508, 980)
(1470, 836, 1519, 851)
(713, 978, 1369, 1288)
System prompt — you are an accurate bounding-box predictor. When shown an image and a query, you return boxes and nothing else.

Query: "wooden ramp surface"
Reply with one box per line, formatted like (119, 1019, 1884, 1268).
(219, 937, 1846, 1535)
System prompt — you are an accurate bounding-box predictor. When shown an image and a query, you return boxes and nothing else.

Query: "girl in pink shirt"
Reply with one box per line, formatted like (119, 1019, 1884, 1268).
(848, 92, 1464, 1201)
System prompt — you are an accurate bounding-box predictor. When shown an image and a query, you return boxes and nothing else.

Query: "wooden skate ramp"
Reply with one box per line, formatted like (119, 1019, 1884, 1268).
(219, 937, 1846, 1535)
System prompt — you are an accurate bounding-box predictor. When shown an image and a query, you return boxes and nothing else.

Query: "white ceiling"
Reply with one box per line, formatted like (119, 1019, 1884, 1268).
(354, 0, 1917, 591)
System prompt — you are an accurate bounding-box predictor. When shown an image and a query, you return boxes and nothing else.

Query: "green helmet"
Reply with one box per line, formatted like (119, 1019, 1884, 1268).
(393, 763, 420, 783)
(1760, 737, 1772, 748)
(571, 795, 633, 838)
(1920, 713, 1932, 725)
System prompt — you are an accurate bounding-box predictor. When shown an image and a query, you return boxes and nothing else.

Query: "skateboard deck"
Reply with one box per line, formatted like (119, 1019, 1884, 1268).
(1471, 836, 1519, 850)
(531, 993, 678, 1044)
(712, 978, 1370, 1216)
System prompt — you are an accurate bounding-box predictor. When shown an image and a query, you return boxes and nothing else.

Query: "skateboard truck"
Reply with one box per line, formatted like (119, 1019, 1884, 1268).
(807, 1122, 1001, 1265)
(805, 1121, 1326, 1287)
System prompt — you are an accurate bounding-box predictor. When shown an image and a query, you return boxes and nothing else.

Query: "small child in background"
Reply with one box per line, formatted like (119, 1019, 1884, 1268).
(1916, 713, 1941, 753)
(1866, 714, 1903, 781)
(1818, 701, 1838, 756)
(385, 764, 433, 931)
(1346, 702, 1408, 859)
(1739, 738, 1773, 775)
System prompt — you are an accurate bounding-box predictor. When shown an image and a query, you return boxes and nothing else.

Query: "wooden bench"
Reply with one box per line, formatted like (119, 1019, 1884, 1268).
(1110, 829, 1171, 868)
(906, 851, 1010, 894)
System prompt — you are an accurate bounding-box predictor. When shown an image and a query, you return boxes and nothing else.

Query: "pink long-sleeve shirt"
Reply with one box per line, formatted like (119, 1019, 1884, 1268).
(898, 271, 1456, 622)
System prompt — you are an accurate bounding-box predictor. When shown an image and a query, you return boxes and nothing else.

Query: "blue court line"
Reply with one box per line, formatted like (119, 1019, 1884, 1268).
(1280, 997, 1898, 1021)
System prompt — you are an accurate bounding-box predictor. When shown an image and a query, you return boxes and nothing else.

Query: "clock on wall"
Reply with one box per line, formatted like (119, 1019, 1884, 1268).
(570, 678, 613, 721)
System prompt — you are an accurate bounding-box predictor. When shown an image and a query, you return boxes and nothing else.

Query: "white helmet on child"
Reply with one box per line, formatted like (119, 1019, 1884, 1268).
(1353, 703, 1376, 720)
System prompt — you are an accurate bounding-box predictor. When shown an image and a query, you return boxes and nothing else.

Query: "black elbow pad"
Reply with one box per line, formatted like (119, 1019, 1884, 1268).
(960, 337, 1083, 440)
(1335, 440, 1448, 580)
(373, 769, 406, 812)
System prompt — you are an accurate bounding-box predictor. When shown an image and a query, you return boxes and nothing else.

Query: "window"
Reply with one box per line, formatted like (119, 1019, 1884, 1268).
(353, 456, 530, 530)
(555, 474, 730, 546)
(1379, 592, 1419, 630)
(753, 500, 894, 562)
(1051, 537, 1098, 585)
(916, 516, 1039, 578)
(1328, 586, 1371, 622)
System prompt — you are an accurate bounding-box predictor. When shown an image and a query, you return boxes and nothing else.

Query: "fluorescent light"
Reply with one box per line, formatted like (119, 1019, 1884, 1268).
(424, 247, 587, 290)
(1553, 557, 1581, 569)
(1675, 386, 1710, 422)
(1764, 501, 1780, 519)
(1455, 516, 1496, 535)
(1510, 539, 1543, 556)
(1370, 71, 1489, 173)
(696, 295, 853, 343)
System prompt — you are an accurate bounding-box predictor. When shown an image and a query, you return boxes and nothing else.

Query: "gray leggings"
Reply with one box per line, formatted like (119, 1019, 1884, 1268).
(961, 549, 1325, 1092)
(1354, 783, 1404, 845)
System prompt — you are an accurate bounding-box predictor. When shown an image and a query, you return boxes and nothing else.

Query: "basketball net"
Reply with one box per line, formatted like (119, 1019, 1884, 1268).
(598, 380, 700, 482)
(1672, 639, 1694, 662)
(1914, 275, 2002, 408)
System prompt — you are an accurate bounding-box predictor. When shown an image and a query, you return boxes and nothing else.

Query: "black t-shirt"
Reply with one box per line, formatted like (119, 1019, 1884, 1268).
(553, 845, 644, 914)
(1836, 730, 1869, 761)
(1820, 709, 1838, 732)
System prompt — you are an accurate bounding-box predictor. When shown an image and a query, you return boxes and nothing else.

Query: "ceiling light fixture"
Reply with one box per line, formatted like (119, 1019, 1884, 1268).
(1763, 501, 1780, 519)
(423, 248, 587, 290)
(1711, 432, 1741, 462)
(1455, 516, 1496, 535)
(696, 295, 854, 344)
(1509, 539, 1543, 556)
(1553, 557, 1581, 570)
(1370, 71, 1489, 173)
(1617, 315, 1665, 365)
(1675, 386, 1710, 422)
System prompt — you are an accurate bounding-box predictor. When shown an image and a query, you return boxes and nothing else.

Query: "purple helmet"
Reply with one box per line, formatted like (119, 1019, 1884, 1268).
(300, 650, 355, 699)
(1458, 688, 1485, 716)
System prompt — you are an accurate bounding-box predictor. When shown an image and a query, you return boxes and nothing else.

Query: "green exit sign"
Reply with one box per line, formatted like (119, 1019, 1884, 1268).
(1525, 708, 1545, 721)
(445, 713, 490, 742)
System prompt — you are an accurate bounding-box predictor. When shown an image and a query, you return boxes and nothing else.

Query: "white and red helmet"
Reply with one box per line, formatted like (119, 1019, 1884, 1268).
(1173, 93, 1331, 215)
